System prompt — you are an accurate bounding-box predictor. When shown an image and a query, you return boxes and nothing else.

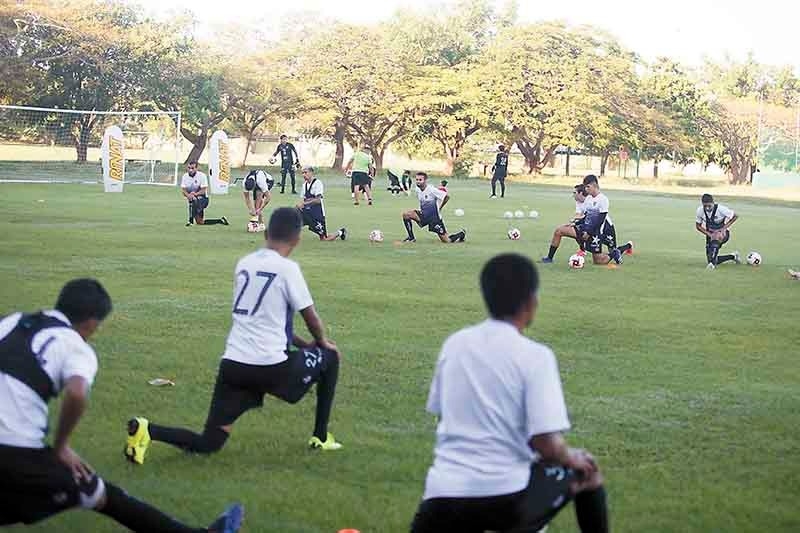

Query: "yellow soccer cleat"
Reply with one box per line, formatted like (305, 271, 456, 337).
(124, 417, 151, 465)
(308, 432, 343, 451)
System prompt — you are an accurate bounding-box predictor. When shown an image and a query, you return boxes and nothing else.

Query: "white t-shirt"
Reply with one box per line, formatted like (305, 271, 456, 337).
(583, 193, 613, 226)
(223, 248, 314, 366)
(253, 170, 272, 192)
(303, 179, 325, 217)
(181, 171, 209, 193)
(575, 200, 587, 215)
(0, 310, 98, 448)
(696, 204, 734, 227)
(417, 184, 447, 220)
(423, 319, 571, 499)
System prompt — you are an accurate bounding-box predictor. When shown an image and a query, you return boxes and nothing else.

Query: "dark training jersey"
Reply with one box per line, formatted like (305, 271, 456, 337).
(493, 152, 509, 178)
(273, 143, 298, 168)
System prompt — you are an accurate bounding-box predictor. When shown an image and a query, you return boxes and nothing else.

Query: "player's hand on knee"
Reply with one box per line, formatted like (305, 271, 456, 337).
(566, 448, 603, 492)
(56, 445, 94, 483)
(318, 338, 339, 357)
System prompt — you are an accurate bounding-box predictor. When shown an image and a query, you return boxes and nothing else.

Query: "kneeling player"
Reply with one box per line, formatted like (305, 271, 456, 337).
(696, 193, 740, 270)
(181, 161, 228, 227)
(542, 184, 589, 263)
(242, 169, 274, 228)
(387, 168, 410, 195)
(401, 172, 465, 243)
(296, 166, 346, 242)
(577, 175, 632, 265)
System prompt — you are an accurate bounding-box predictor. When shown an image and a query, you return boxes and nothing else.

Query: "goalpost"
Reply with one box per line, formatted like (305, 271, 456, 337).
(0, 105, 182, 186)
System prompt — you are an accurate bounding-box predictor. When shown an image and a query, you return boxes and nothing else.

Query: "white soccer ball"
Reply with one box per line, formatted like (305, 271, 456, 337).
(507, 228, 521, 240)
(569, 253, 585, 269)
(514, 210, 525, 219)
(746, 251, 762, 266)
(268, 157, 276, 164)
(529, 210, 539, 219)
(503, 211, 514, 219)
(368, 229, 384, 243)
(246, 220, 261, 233)
(454, 208, 465, 217)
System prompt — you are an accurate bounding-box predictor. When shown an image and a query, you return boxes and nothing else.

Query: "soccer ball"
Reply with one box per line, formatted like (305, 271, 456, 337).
(569, 254, 585, 269)
(368, 229, 384, 243)
(746, 251, 762, 266)
(454, 208, 465, 217)
(268, 157, 276, 164)
(503, 211, 514, 219)
(529, 210, 539, 219)
(507, 228, 521, 240)
(514, 210, 525, 218)
(246, 220, 261, 233)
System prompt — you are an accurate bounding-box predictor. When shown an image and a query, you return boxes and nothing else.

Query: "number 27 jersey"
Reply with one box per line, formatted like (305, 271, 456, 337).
(223, 248, 313, 366)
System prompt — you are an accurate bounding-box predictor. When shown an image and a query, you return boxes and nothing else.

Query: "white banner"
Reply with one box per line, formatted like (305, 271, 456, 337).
(101, 126, 124, 192)
(208, 130, 230, 195)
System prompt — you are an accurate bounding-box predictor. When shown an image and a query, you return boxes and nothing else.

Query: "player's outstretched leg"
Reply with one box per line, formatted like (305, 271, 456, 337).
(402, 210, 418, 242)
(308, 350, 342, 451)
(444, 229, 466, 243)
(289, 167, 297, 194)
(98, 483, 243, 533)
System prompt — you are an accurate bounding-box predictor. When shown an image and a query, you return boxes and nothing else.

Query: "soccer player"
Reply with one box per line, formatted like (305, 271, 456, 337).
(271, 134, 300, 194)
(125, 208, 344, 464)
(788, 269, 800, 280)
(387, 168, 410, 195)
(576, 174, 632, 265)
(181, 161, 229, 227)
(345, 145, 374, 206)
(438, 179, 448, 193)
(541, 183, 590, 263)
(490, 144, 509, 199)
(410, 254, 608, 533)
(696, 193, 740, 270)
(242, 168, 274, 228)
(0, 279, 243, 532)
(295, 166, 346, 242)
(401, 172, 465, 243)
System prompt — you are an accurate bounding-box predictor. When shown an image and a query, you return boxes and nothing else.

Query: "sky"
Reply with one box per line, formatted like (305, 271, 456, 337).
(137, 0, 800, 72)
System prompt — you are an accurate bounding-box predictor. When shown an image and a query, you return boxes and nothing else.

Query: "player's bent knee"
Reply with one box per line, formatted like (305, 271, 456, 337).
(78, 474, 106, 510)
(195, 426, 229, 454)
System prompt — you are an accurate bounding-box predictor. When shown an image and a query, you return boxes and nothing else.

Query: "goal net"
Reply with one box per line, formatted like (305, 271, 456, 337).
(0, 105, 181, 185)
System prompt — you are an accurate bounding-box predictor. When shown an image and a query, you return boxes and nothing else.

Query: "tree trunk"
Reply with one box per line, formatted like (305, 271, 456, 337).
(181, 127, 208, 164)
(653, 157, 660, 179)
(241, 128, 254, 167)
(565, 150, 571, 177)
(371, 146, 385, 171)
(600, 151, 609, 176)
(332, 118, 347, 171)
(74, 116, 94, 164)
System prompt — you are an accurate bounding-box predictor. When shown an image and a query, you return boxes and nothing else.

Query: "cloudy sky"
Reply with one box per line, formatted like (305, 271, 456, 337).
(137, 0, 800, 71)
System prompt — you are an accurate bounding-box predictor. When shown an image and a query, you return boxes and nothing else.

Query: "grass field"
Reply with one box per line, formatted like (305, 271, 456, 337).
(2, 174, 799, 533)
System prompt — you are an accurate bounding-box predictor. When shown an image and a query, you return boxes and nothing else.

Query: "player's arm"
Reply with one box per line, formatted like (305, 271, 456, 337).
(255, 190, 270, 213)
(440, 193, 450, 210)
(197, 185, 208, 197)
(580, 212, 606, 239)
(54, 376, 94, 480)
(344, 157, 354, 173)
(723, 213, 738, 230)
(291, 144, 299, 162)
(299, 305, 337, 353)
(243, 191, 255, 215)
(272, 146, 280, 157)
(695, 222, 713, 237)
(181, 187, 194, 200)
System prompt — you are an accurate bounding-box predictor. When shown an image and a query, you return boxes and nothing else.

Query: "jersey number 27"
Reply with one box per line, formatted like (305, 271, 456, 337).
(233, 270, 277, 315)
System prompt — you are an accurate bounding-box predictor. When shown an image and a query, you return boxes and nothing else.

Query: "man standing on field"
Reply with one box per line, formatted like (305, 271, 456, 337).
(345, 145, 374, 206)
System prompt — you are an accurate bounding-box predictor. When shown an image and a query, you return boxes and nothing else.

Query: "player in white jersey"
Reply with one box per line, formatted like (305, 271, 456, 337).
(181, 161, 229, 227)
(575, 175, 632, 265)
(242, 169, 274, 229)
(295, 166, 346, 241)
(125, 208, 344, 464)
(0, 279, 242, 532)
(400, 172, 466, 243)
(541, 183, 592, 263)
(410, 254, 608, 533)
(695, 193, 740, 270)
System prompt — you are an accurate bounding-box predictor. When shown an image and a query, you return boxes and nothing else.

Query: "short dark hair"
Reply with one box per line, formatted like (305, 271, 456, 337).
(280, 134, 287, 140)
(244, 174, 256, 191)
(187, 160, 198, 166)
(55, 278, 112, 324)
(701, 193, 714, 203)
(416, 171, 428, 180)
(267, 207, 302, 242)
(583, 174, 598, 186)
(498, 145, 506, 151)
(574, 183, 586, 194)
(480, 254, 539, 319)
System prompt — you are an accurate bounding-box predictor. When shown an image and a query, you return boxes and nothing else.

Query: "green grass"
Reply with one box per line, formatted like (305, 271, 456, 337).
(1, 174, 799, 533)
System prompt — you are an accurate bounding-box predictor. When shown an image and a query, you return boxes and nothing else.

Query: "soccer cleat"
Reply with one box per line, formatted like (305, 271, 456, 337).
(308, 433, 343, 451)
(339, 227, 347, 241)
(732, 250, 741, 264)
(124, 417, 151, 465)
(541, 257, 554, 264)
(457, 228, 467, 242)
(489, 194, 497, 199)
(402, 237, 416, 243)
(610, 248, 623, 264)
(208, 503, 244, 533)
(220, 216, 229, 226)
(368, 199, 373, 206)
(623, 241, 634, 255)
(706, 262, 716, 271)
(185, 222, 193, 227)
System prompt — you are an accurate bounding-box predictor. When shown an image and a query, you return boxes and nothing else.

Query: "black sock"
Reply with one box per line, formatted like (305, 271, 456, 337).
(617, 242, 632, 253)
(718, 254, 735, 264)
(100, 482, 204, 533)
(574, 486, 609, 533)
(313, 355, 340, 440)
(149, 423, 228, 454)
(500, 181, 505, 197)
(707, 243, 720, 264)
(548, 245, 558, 259)
(491, 180, 497, 195)
(403, 219, 415, 240)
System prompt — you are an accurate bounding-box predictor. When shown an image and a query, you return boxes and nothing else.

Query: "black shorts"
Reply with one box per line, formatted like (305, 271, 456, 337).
(301, 210, 327, 237)
(414, 210, 447, 236)
(706, 229, 730, 247)
(0, 444, 105, 526)
(584, 222, 616, 254)
(411, 462, 575, 533)
(352, 171, 370, 187)
(493, 170, 507, 181)
(205, 349, 336, 429)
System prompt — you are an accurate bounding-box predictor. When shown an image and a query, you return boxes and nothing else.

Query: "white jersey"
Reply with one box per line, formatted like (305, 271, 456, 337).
(0, 310, 98, 448)
(181, 171, 209, 193)
(582, 193, 613, 226)
(696, 203, 734, 227)
(423, 319, 571, 499)
(223, 248, 314, 366)
(253, 170, 273, 192)
(303, 178, 326, 217)
(417, 184, 447, 220)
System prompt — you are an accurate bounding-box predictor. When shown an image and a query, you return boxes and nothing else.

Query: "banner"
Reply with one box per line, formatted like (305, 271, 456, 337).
(101, 126, 124, 193)
(209, 130, 230, 195)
